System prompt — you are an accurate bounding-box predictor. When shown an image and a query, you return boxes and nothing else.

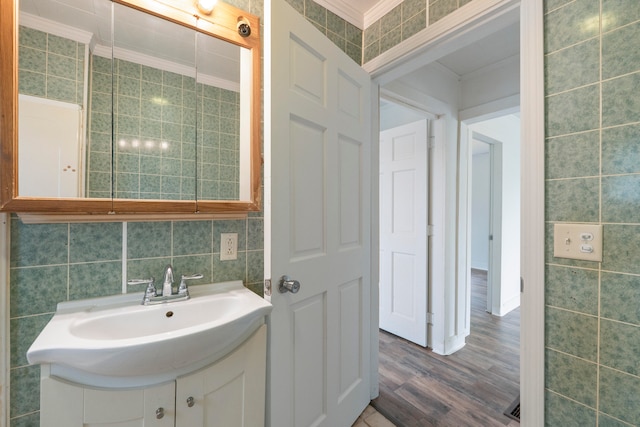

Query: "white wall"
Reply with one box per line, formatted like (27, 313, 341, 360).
(379, 100, 426, 131)
(470, 151, 490, 270)
(470, 116, 521, 315)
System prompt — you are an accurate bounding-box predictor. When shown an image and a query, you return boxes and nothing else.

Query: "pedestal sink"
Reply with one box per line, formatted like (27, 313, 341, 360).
(27, 280, 272, 388)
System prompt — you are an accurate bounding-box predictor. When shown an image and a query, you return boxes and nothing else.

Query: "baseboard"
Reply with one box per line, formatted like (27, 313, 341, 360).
(496, 294, 520, 317)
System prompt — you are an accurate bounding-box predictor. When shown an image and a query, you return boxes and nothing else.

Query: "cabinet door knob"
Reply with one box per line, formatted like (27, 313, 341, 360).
(187, 396, 195, 407)
(156, 407, 165, 419)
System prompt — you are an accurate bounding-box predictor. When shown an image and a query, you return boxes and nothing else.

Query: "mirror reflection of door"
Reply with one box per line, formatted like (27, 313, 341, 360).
(17, 0, 112, 199)
(18, 95, 82, 197)
(17, 0, 250, 202)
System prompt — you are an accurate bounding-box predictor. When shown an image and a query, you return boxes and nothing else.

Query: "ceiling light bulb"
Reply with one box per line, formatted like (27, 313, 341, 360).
(196, 0, 217, 14)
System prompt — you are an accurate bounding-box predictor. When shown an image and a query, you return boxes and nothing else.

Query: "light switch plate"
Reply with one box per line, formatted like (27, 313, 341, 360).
(553, 223, 602, 262)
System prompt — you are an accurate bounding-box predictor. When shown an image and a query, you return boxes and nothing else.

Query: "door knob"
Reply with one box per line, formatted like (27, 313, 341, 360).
(279, 275, 300, 293)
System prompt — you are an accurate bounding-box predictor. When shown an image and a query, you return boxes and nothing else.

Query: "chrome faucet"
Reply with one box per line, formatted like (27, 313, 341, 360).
(161, 264, 174, 297)
(127, 265, 203, 305)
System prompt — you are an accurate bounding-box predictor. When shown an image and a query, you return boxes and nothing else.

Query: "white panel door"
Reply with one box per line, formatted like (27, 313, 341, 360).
(18, 94, 82, 197)
(379, 119, 429, 346)
(265, 0, 371, 425)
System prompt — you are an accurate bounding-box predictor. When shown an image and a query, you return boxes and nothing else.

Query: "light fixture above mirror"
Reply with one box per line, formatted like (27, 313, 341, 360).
(196, 0, 218, 15)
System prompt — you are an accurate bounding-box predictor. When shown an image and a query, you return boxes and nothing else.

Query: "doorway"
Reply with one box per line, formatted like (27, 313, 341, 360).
(375, 109, 522, 425)
(466, 116, 522, 318)
(372, 6, 524, 424)
(470, 136, 498, 312)
(378, 99, 433, 348)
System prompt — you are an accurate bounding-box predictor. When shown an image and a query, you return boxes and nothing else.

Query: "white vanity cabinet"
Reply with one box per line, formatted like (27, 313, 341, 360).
(40, 379, 175, 426)
(39, 325, 267, 427)
(175, 324, 266, 427)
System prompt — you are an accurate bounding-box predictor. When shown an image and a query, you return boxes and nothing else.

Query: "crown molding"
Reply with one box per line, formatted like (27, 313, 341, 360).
(312, 0, 404, 30)
(91, 45, 239, 92)
(19, 12, 93, 44)
(312, 0, 365, 29)
(363, 0, 402, 28)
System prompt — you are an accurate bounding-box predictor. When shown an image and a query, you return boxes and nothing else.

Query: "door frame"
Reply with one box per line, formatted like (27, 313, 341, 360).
(469, 131, 503, 315)
(366, 0, 544, 424)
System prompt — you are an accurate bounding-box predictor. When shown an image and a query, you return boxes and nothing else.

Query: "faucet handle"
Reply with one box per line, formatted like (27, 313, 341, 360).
(177, 273, 204, 296)
(127, 277, 157, 303)
(127, 278, 154, 286)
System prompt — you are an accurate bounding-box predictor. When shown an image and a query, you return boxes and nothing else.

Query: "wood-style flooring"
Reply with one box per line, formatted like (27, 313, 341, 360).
(372, 269, 520, 426)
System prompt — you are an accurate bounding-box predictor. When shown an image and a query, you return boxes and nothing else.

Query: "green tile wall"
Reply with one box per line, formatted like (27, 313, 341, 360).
(18, 26, 85, 105)
(284, 0, 476, 66)
(10, 1, 504, 425)
(10, 0, 264, 425)
(87, 54, 113, 198)
(285, 0, 363, 64)
(86, 56, 242, 200)
(8, 215, 264, 425)
(19, 27, 242, 201)
(544, 0, 640, 425)
(197, 83, 241, 200)
(363, 0, 474, 63)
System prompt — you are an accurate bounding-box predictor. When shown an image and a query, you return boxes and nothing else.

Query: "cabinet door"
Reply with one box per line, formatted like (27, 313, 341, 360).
(84, 381, 175, 427)
(41, 376, 84, 426)
(41, 378, 175, 427)
(175, 325, 267, 427)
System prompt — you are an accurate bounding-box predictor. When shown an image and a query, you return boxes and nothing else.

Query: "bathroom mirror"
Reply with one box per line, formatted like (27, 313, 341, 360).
(0, 0, 261, 215)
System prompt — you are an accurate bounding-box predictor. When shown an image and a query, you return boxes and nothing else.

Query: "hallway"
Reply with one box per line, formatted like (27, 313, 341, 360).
(373, 269, 520, 426)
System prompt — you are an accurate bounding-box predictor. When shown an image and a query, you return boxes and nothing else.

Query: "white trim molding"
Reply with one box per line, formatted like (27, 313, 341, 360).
(365, 0, 520, 85)
(367, 0, 545, 424)
(19, 12, 93, 44)
(92, 45, 240, 92)
(520, 0, 545, 424)
(369, 82, 380, 400)
(1, 214, 10, 427)
(313, 0, 404, 30)
(312, 0, 367, 29)
(364, 0, 403, 29)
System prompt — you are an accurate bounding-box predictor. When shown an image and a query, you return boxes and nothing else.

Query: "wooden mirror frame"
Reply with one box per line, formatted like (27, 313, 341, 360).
(0, 0, 261, 216)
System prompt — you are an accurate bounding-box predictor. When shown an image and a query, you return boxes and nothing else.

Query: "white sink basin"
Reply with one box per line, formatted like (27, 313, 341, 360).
(27, 281, 272, 388)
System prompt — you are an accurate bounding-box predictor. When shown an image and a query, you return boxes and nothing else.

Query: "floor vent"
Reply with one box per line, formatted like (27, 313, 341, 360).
(504, 395, 520, 422)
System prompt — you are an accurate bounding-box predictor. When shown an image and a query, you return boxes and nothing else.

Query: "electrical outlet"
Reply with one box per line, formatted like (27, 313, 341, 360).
(220, 233, 238, 261)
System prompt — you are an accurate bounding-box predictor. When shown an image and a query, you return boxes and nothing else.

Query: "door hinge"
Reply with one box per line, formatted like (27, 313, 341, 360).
(427, 225, 434, 236)
(520, 277, 524, 293)
(264, 279, 272, 296)
(427, 312, 434, 325)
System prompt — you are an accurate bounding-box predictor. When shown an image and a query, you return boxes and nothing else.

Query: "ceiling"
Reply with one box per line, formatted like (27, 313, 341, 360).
(436, 22, 519, 77)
